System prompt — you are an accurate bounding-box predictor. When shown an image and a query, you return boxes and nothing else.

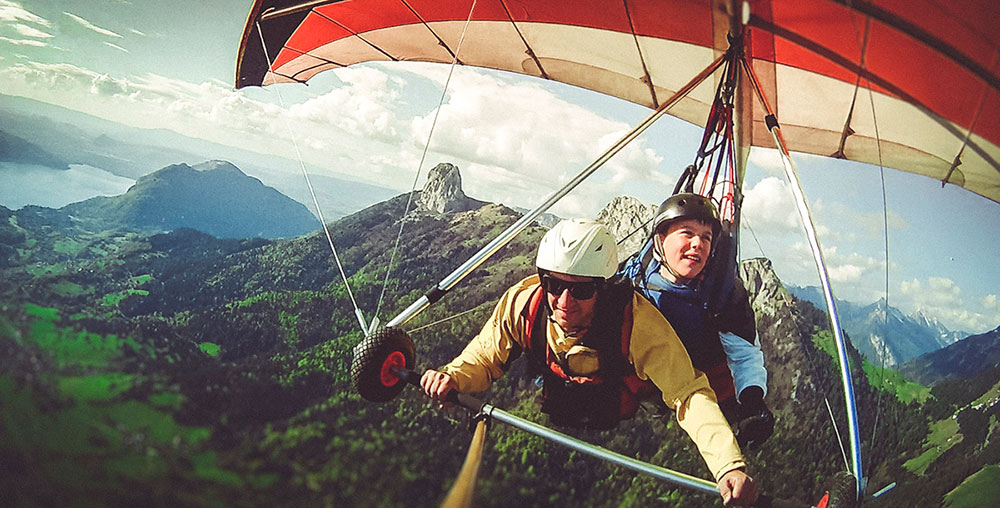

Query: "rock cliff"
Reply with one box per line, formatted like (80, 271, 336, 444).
(417, 163, 485, 214)
(594, 195, 657, 262)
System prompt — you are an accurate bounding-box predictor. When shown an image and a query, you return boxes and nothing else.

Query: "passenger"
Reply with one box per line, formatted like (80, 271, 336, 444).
(621, 193, 774, 449)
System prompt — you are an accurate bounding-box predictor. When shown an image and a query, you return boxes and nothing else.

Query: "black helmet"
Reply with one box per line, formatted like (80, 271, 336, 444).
(652, 193, 721, 237)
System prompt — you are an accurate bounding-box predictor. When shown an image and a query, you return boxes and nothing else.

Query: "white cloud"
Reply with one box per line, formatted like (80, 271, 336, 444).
(984, 294, 999, 313)
(0, 58, 669, 215)
(103, 41, 128, 53)
(827, 263, 863, 283)
(129, 28, 145, 37)
(742, 177, 800, 231)
(0, 35, 44, 46)
(89, 72, 130, 95)
(403, 67, 663, 215)
(740, 168, 909, 303)
(748, 230, 891, 307)
(3, 61, 238, 124)
(748, 148, 786, 176)
(4, 63, 140, 99)
(63, 12, 122, 38)
(289, 66, 402, 142)
(0, 61, 417, 188)
(895, 277, 996, 333)
(12, 22, 51, 38)
(817, 250, 883, 302)
(0, 1, 50, 27)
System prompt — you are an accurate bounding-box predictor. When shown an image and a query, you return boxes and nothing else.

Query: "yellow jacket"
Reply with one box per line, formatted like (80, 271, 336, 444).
(441, 275, 746, 481)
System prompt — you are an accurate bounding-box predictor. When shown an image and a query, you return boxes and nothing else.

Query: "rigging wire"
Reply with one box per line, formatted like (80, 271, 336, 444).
(255, 21, 370, 335)
(386, 53, 728, 329)
(840, 10, 894, 486)
(373, 0, 479, 325)
(869, 132, 890, 485)
(684, 42, 741, 223)
(741, 53, 865, 498)
(854, 14, 893, 485)
(824, 13, 882, 484)
(408, 306, 488, 334)
(825, 397, 853, 471)
(617, 215, 655, 247)
(497, 0, 548, 79)
(739, 215, 767, 260)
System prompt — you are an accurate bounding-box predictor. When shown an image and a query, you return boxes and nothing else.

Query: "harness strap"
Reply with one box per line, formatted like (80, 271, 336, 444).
(525, 286, 603, 384)
(703, 361, 736, 402)
(522, 282, 658, 424)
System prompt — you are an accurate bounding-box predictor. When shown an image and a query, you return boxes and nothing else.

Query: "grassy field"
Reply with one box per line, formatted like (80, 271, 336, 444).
(972, 380, 1000, 407)
(944, 464, 1000, 507)
(812, 330, 932, 404)
(903, 418, 963, 476)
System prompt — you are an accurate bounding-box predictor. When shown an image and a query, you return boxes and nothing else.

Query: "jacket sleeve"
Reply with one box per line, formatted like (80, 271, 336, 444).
(629, 295, 746, 482)
(439, 278, 533, 393)
(720, 332, 768, 399)
(718, 276, 767, 400)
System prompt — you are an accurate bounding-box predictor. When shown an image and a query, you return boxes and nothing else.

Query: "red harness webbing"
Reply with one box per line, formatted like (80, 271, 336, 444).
(523, 286, 656, 420)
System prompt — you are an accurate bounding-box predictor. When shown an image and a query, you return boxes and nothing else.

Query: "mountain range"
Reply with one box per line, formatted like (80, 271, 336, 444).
(1, 162, 998, 507)
(787, 285, 966, 366)
(0, 93, 397, 220)
(9, 160, 320, 240)
(0, 129, 70, 169)
(899, 325, 1000, 385)
(8, 142, 986, 367)
(70, 160, 320, 239)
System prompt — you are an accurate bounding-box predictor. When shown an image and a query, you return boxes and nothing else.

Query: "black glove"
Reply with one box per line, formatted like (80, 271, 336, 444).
(735, 386, 774, 450)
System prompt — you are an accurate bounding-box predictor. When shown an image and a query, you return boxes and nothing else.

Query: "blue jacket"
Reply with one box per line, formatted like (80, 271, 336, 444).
(620, 239, 766, 402)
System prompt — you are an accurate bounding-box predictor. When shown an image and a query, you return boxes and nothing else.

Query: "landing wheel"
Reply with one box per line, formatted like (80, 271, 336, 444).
(818, 471, 859, 508)
(351, 327, 415, 402)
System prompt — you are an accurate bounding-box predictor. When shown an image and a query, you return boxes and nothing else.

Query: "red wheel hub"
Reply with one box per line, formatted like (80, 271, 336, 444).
(379, 351, 406, 387)
(817, 493, 830, 508)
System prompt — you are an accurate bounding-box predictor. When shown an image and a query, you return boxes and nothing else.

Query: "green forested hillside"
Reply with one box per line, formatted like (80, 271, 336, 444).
(1, 198, 997, 507)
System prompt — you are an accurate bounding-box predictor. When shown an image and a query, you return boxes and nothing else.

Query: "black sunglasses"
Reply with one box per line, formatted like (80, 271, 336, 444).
(540, 274, 600, 300)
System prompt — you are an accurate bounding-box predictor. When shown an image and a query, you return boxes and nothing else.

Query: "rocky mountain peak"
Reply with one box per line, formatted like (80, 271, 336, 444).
(739, 257, 794, 317)
(595, 195, 657, 262)
(192, 160, 243, 174)
(418, 163, 483, 214)
(140, 162, 192, 177)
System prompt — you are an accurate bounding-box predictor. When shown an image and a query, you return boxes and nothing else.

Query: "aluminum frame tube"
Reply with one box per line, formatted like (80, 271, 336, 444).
(399, 369, 717, 494)
(482, 404, 719, 495)
(742, 58, 864, 499)
(386, 53, 727, 329)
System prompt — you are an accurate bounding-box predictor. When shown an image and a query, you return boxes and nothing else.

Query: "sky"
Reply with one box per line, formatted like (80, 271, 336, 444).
(1, 0, 998, 334)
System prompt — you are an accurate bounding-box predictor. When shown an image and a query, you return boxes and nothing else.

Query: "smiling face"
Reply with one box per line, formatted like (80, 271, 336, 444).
(542, 271, 599, 335)
(657, 218, 714, 282)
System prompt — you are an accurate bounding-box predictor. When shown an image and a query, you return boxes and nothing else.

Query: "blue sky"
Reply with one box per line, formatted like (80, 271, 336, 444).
(1, 0, 997, 334)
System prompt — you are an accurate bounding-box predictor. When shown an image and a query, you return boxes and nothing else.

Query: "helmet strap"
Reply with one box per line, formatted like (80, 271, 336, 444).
(652, 232, 697, 286)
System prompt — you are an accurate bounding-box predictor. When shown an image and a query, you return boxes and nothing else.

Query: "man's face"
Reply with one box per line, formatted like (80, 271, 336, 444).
(658, 218, 713, 281)
(541, 272, 599, 335)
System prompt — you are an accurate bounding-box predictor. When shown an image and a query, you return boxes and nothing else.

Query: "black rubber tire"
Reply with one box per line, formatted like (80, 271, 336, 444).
(351, 327, 416, 402)
(823, 471, 860, 508)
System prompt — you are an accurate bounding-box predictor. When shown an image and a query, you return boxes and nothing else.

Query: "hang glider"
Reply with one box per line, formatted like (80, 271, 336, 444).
(234, 0, 999, 504)
(236, 0, 1000, 205)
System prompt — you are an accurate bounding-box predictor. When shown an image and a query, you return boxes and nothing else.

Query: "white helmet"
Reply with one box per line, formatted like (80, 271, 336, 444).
(536, 219, 618, 279)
